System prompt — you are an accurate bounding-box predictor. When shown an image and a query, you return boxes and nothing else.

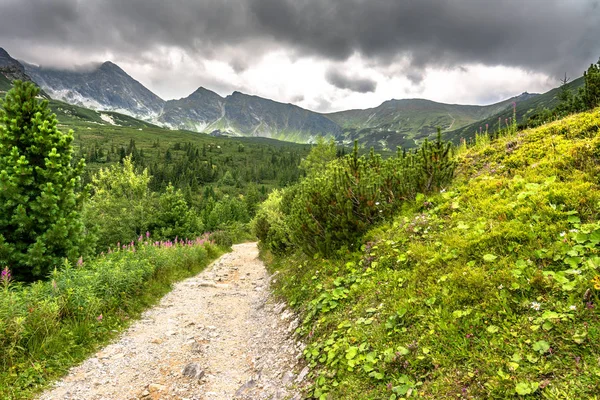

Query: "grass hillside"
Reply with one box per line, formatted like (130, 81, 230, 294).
(325, 95, 536, 150)
(42, 97, 311, 190)
(446, 77, 585, 143)
(263, 107, 600, 398)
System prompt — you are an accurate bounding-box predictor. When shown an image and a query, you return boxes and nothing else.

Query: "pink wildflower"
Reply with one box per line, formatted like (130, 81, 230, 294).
(1, 266, 12, 287)
(97, 314, 103, 322)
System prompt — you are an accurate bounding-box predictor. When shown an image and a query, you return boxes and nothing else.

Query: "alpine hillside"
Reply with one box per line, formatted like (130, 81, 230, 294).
(326, 93, 538, 149)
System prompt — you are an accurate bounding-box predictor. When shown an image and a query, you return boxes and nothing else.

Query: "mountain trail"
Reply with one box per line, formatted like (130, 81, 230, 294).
(40, 243, 307, 400)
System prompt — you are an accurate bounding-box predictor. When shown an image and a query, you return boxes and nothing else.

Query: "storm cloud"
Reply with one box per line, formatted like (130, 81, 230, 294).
(0, 0, 599, 110)
(325, 69, 377, 93)
(2, 0, 599, 75)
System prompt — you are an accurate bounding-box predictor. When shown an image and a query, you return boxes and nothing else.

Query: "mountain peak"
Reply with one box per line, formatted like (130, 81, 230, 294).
(99, 61, 123, 73)
(0, 47, 10, 58)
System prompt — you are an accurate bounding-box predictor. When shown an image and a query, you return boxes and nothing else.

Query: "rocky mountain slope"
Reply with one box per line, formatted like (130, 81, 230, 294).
(24, 61, 166, 119)
(0, 47, 31, 84)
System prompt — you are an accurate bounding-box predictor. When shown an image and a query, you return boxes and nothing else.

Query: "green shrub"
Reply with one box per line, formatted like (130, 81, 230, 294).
(209, 230, 233, 248)
(150, 184, 204, 241)
(84, 156, 154, 251)
(286, 134, 455, 256)
(252, 189, 291, 254)
(204, 195, 250, 232)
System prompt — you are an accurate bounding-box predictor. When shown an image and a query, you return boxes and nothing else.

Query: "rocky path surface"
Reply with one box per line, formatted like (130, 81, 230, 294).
(40, 243, 307, 400)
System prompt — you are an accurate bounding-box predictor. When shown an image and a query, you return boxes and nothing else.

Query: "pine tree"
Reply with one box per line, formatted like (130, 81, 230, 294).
(583, 59, 600, 110)
(0, 81, 88, 281)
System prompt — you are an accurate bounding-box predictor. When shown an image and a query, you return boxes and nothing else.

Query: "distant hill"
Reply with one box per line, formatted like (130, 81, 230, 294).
(325, 93, 538, 149)
(445, 76, 586, 142)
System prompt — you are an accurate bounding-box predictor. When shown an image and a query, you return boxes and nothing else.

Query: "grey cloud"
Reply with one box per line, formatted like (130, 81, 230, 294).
(290, 94, 305, 103)
(1, 0, 599, 81)
(325, 69, 377, 93)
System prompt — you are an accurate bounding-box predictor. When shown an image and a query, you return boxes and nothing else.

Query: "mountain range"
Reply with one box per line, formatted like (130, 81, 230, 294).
(0, 47, 580, 148)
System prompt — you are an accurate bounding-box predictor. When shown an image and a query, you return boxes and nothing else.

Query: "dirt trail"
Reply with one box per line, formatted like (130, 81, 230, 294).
(40, 243, 307, 400)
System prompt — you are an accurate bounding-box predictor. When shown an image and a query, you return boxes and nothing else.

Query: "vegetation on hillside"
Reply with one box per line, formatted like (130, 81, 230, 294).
(257, 106, 600, 398)
(0, 237, 220, 399)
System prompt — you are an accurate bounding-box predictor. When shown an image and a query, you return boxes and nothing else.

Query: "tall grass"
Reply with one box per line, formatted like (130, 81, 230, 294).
(0, 236, 221, 399)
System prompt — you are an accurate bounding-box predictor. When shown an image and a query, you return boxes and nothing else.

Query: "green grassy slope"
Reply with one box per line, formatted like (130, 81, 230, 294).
(325, 95, 537, 150)
(267, 107, 600, 398)
(446, 76, 585, 143)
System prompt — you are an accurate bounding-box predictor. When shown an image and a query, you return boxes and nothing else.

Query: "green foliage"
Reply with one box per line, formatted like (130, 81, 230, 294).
(84, 157, 208, 250)
(150, 184, 204, 241)
(84, 156, 154, 251)
(252, 190, 291, 254)
(582, 59, 600, 110)
(300, 137, 337, 176)
(0, 239, 220, 398)
(264, 108, 600, 398)
(0, 81, 89, 281)
(204, 195, 250, 232)
(285, 133, 455, 256)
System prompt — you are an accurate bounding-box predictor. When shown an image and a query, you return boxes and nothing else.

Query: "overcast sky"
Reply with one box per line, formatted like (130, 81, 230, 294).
(1, 0, 599, 112)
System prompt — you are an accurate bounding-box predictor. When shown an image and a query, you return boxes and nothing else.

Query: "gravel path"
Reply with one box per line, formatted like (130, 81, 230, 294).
(40, 243, 307, 400)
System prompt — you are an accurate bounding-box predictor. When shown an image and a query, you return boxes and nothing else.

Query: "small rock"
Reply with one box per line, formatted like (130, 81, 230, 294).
(148, 383, 167, 393)
(282, 371, 295, 385)
(235, 379, 256, 396)
(182, 363, 205, 381)
(295, 366, 309, 383)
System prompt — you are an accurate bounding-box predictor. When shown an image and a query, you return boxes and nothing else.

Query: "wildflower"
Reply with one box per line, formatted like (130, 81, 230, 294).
(569, 305, 577, 311)
(146, 231, 150, 239)
(530, 301, 541, 311)
(97, 314, 103, 322)
(52, 279, 57, 290)
(440, 188, 446, 193)
(1, 266, 12, 288)
(592, 276, 600, 290)
(559, 231, 566, 237)
(569, 229, 579, 233)
(77, 257, 83, 267)
(498, 284, 504, 290)
(375, 202, 380, 206)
